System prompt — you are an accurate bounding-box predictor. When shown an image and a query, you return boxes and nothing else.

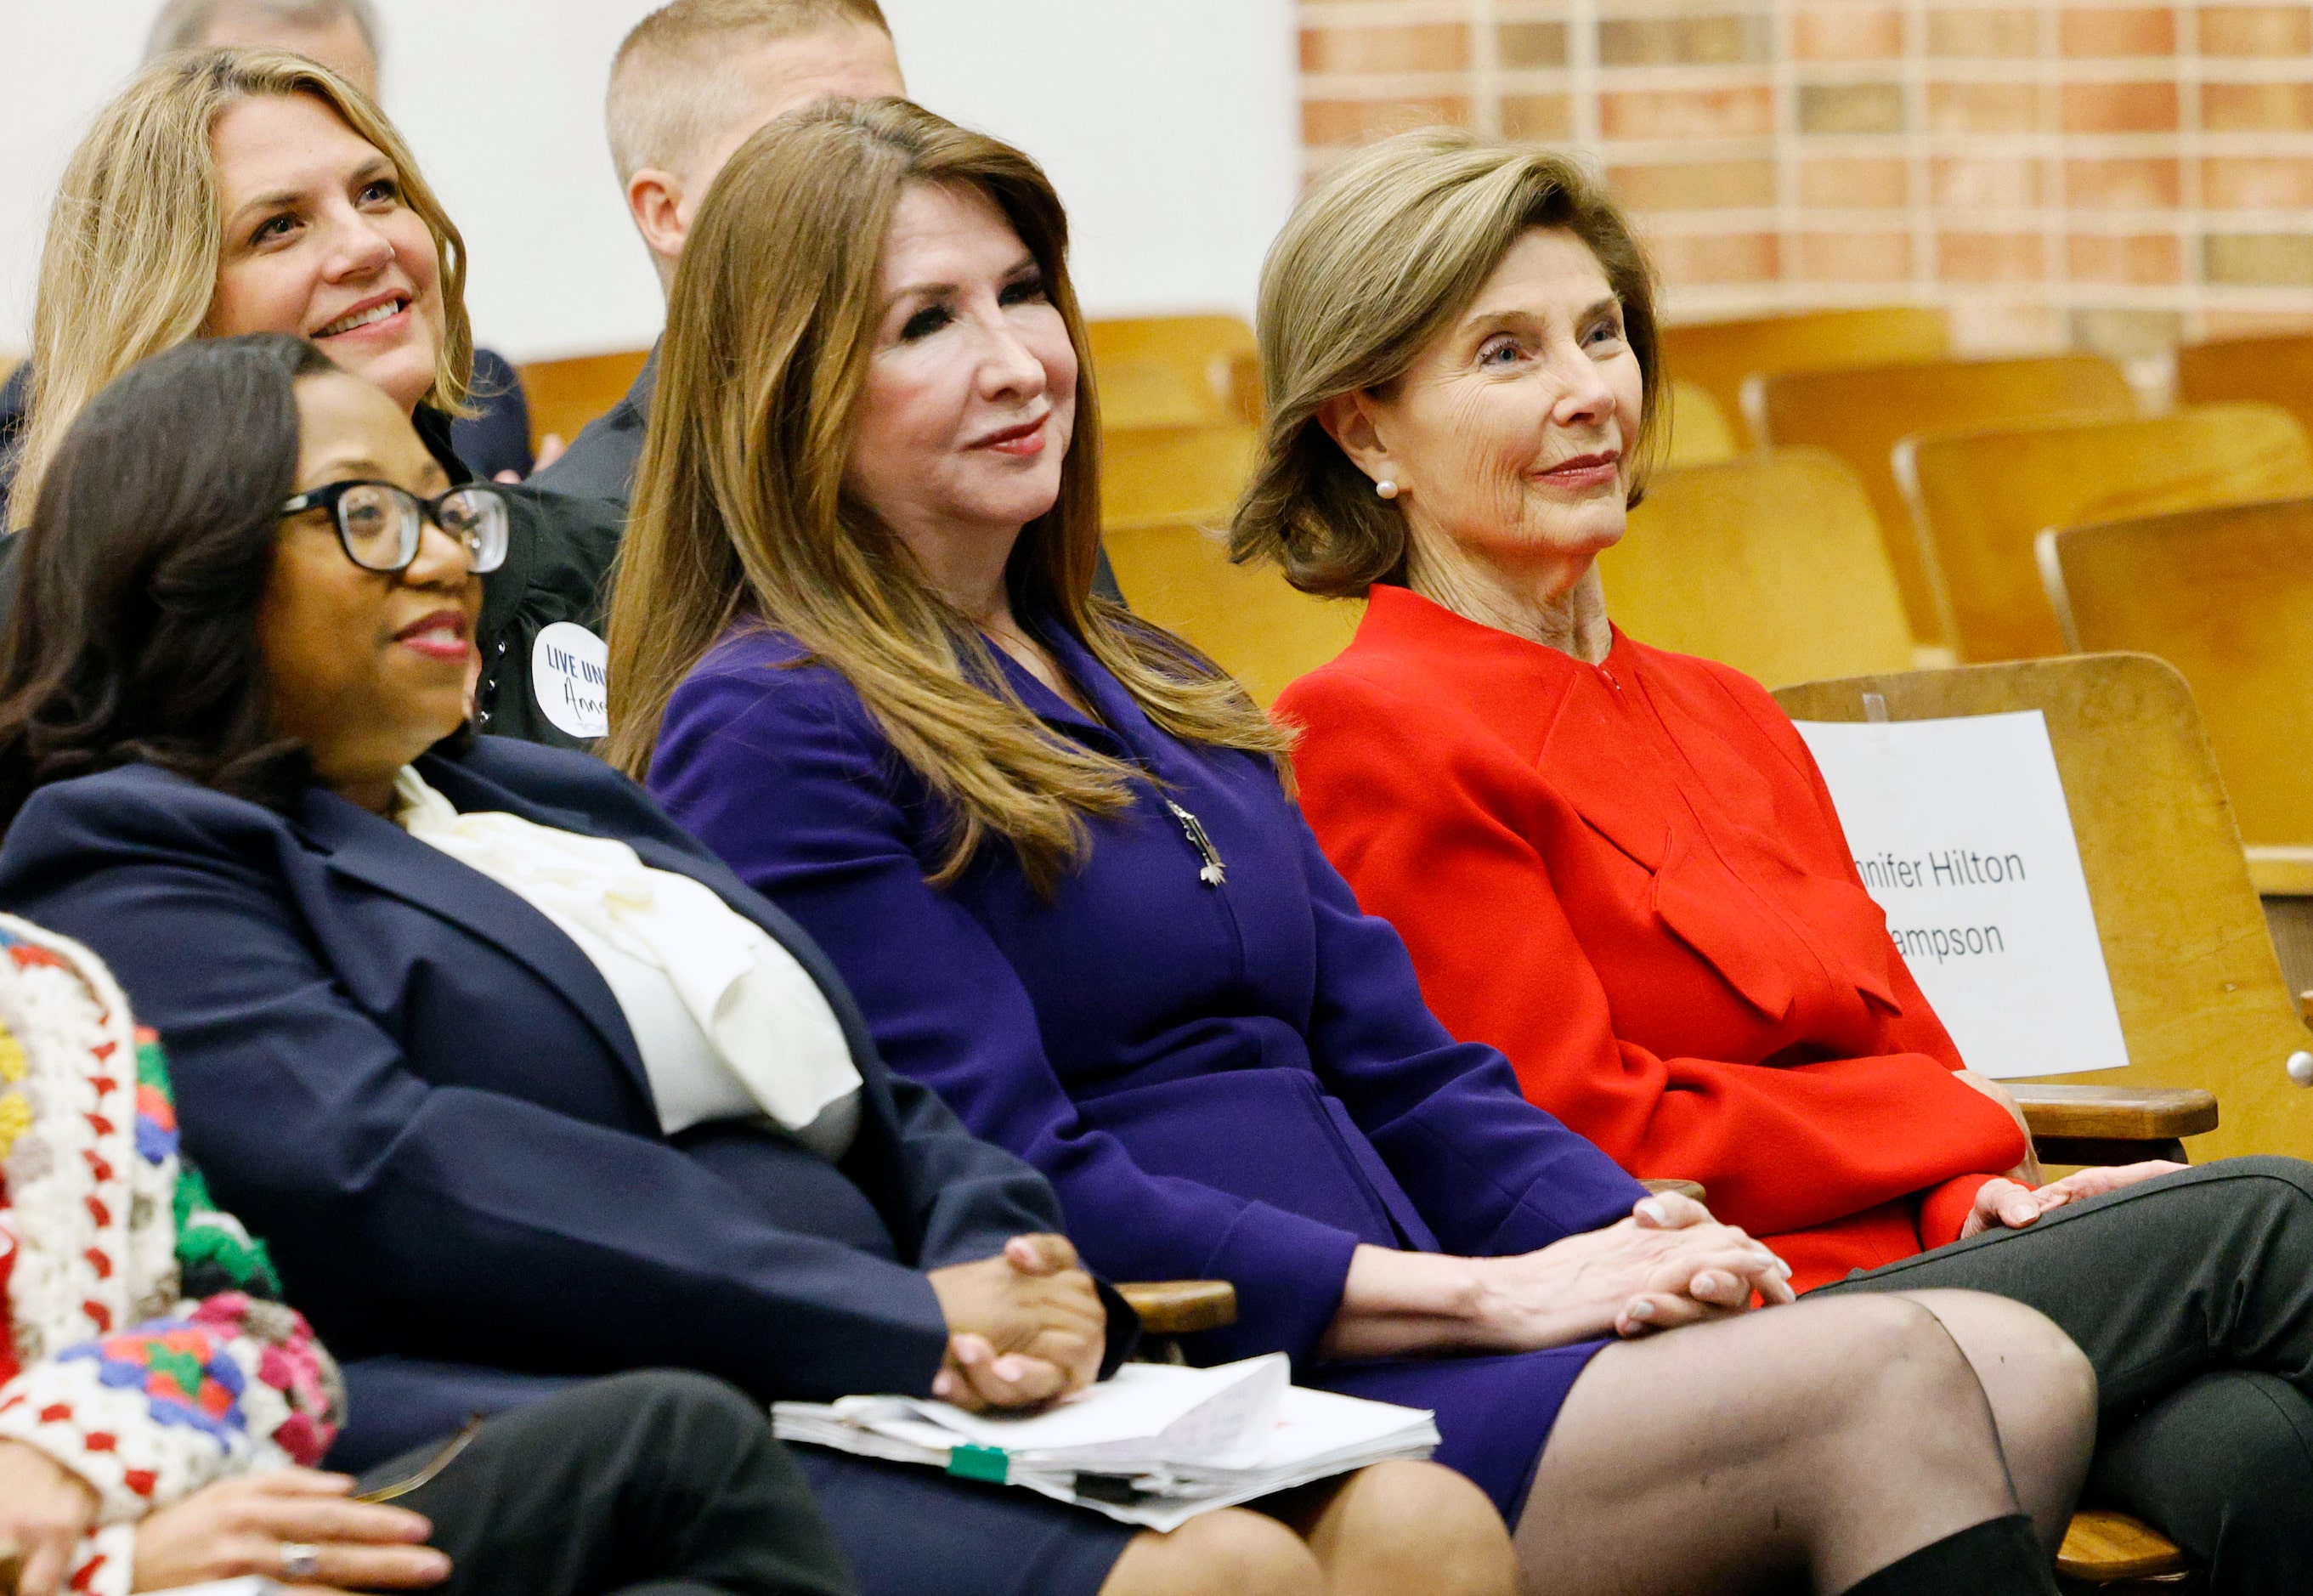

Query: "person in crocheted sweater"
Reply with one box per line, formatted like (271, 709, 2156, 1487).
(0, 916, 857, 1596)
(0, 914, 349, 1596)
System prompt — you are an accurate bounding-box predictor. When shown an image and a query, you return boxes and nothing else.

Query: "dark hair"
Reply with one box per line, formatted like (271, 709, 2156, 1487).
(0, 332, 336, 825)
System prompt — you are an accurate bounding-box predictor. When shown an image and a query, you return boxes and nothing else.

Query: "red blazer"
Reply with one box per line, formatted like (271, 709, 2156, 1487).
(1277, 587, 2027, 1290)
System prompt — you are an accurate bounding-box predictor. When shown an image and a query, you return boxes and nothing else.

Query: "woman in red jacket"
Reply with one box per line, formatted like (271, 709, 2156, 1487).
(1246, 127, 2313, 1590)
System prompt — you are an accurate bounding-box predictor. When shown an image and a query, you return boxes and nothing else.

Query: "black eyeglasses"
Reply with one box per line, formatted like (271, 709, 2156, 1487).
(279, 479, 511, 575)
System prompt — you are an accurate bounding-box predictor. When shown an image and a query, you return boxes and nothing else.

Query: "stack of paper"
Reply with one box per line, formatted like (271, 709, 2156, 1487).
(772, 1354, 1439, 1530)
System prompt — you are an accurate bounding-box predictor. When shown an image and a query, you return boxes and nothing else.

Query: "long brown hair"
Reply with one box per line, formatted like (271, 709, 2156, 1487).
(605, 98, 1287, 891)
(9, 48, 473, 528)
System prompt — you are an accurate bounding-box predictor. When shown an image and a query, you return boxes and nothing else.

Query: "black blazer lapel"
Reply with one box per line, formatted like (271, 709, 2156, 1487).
(293, 786, 653, 1106)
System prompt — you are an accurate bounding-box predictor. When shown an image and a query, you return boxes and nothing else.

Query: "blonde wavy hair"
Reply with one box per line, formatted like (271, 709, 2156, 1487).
(1231, 128, 1664, 597)
(8, 48, 472, 527)
(605, 97, 1289, 891)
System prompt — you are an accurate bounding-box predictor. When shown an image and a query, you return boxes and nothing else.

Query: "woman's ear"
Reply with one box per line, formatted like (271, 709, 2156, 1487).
(1315, 389, 1397, 491)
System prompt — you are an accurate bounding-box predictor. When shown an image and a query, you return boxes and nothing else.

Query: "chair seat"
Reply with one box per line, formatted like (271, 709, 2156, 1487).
(2059, 1508, 2190, 1582)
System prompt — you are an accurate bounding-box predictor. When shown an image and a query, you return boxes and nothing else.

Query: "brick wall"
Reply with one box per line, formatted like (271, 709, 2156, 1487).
(1299, 1, 2313, 356)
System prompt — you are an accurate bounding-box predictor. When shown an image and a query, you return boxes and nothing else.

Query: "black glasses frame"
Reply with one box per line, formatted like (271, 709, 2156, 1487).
(279, 478, 511, 575)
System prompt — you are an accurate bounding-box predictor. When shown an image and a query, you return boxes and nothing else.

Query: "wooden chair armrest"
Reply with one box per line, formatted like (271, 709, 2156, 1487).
(2246, 844, 2313, 897)
(1639, 1178, 1708, 1206)
(2057, 1508, 2190, 1581)
(2011, 1084, 2217, 1141)
(1117, 1280, 1238, 1336)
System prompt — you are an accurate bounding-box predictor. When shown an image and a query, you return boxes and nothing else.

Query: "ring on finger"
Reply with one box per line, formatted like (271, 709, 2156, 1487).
(280, 1542, 322, 1581)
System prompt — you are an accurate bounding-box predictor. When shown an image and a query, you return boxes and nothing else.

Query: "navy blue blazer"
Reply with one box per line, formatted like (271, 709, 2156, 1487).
(0, 738, 1073, 1465)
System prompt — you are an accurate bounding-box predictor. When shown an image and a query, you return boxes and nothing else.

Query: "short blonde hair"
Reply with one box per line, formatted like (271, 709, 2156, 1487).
(1231, 128, 1664, 597)
(8, 48, 472, 528)
(606, 0, 891, 185)
(606, 99, 1287, 892)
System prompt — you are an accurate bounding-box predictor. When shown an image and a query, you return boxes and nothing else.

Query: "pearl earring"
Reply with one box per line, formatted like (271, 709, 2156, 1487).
(1376, 479, 1400, 501)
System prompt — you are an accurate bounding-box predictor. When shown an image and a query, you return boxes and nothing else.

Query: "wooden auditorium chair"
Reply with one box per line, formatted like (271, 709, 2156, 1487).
(1657, 306, 1949, 448)
(1088, 314, 1261, 428)
(1101, 422, 1258, 530)
(1778, 648, 2313, 1585)
(1100, 514, 1362, 706)
(1775, 653, 2301, 1164)
(1598, 448, 1914, 687)
(1660, 380, 1740, 467)
(2040, 497, 2313, 999)
(514, 348, 653, 456)
(1747, 354, 2136, 655)
(1897, 405, 2313, 663)
(2175, 331, 2313, 445)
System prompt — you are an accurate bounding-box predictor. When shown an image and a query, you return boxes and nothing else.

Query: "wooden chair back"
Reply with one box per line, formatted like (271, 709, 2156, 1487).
(1659, 307, 1949, 446)
(1897, 403, 2313, 663)
(1748, 355, 2136, 648)
(1660, 380, 1740, 467)
(1774, 654, 2313, 1162)
(515, 348, 653, 456)
(1102, 424, 1258, 529)
(2175, 332, 2313, 444)
(1089, 315, 1261, 427)
(1601, 449, 1914, 688)
(2043, 497, 2313, 851)
(1100, 516, 1363, 706)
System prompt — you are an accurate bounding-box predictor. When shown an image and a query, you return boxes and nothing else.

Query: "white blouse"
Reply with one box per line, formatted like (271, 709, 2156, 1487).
(393, 767, 862, 1160)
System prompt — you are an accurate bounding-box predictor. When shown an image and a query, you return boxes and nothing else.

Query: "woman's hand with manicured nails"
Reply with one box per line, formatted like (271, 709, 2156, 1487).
(926, 1233, 1105, 1412)
(1609, 1191, 1800, 1336)
(130, 1470, 447, 1594)
(0, 1440, 99, 1596)
(1320, 1194, 1796, 1361)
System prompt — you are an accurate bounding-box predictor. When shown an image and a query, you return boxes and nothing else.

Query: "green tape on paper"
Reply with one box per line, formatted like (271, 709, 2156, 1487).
(947, 1444, 1009, 1484)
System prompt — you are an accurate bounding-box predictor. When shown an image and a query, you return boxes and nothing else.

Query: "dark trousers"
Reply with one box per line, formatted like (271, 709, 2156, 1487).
(358, 1369, 857, 1596)
(1815, 1156, 2313, 1593)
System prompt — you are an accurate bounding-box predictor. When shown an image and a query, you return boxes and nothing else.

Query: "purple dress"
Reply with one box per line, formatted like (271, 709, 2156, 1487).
(648, 619, 1649, 1519)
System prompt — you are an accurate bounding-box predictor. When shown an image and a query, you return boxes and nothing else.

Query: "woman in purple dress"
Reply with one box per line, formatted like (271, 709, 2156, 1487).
(610, 98, 2094, 1595)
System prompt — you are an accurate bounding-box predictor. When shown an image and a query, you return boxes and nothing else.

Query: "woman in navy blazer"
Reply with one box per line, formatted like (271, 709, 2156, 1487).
(613, 99, 2094, 1596)
(0, 336, 1506, 1596)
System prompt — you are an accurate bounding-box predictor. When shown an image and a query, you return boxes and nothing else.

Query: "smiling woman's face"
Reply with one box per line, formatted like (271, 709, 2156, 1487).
(1337, 226, 1645, 587)
(206, 93, 446, 415)
(843, 181, 1077, 599)
(261, 370, 480, 812)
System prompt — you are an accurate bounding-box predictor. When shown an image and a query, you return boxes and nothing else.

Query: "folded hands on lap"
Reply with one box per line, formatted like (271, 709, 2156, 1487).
(926, 1232, 1106, 1412)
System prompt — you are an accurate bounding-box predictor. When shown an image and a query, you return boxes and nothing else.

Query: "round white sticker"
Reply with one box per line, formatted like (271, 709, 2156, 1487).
(533, 621, 609, 739)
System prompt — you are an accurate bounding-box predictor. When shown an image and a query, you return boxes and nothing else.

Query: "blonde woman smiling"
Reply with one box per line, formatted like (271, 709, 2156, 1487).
(3, 48, 614, 749)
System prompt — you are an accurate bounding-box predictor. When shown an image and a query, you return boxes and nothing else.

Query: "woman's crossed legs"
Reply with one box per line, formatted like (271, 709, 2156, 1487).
(1518, 1290, 2093, 1594)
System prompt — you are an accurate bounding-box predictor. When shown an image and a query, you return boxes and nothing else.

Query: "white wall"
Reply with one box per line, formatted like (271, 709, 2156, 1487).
(0, 0, 1298, 360)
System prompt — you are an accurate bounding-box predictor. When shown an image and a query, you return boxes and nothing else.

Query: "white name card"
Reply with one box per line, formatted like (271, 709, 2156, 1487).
(1792, 710, 2128, 1080)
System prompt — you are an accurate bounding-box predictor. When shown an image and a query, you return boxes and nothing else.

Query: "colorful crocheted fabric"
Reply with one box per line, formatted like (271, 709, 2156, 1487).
(0, 914, 342, 1596)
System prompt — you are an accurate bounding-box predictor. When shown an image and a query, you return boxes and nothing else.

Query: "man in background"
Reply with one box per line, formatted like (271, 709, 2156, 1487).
(146, 0, 382, 93)
(535, 0, 902, 502)
(536, 0, 1124, 597)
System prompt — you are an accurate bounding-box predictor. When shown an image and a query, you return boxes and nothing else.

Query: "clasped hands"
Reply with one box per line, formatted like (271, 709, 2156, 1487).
(1479, 1190, 1799, 1345)
(925, 1232, 1106, 1412)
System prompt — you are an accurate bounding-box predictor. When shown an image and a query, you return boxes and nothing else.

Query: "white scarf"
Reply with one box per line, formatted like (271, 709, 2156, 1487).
(393, 768, 862, 1138)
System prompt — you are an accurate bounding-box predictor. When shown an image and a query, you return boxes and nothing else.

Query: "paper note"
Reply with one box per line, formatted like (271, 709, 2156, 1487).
(1792, 710, 2128, 1080)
